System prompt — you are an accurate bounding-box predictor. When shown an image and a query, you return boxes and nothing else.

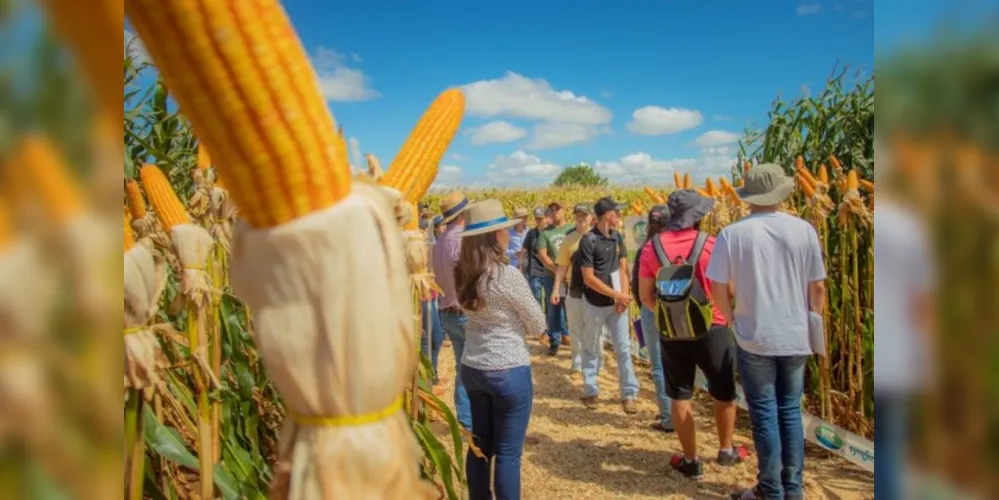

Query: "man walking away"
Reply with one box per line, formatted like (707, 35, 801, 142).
(537, 202, 575, 356)
(706, 164, 827, 500)
(639, 190, 747, 479)
(431, 190, 474, 431)
(632, 204, 674, 434)
(577, 197, 640, 414)
(506, 208, 530, 269)
(551, 203, 594, 379)
(521, 207, 549, 306)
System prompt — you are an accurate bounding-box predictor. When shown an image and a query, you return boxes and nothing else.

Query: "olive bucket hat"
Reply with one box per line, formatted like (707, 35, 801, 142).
(736, 163, 795, 206)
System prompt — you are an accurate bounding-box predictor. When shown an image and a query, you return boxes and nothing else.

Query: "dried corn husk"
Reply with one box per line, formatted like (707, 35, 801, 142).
(230, 185, 432, 500)
(124, 243, 168, 393)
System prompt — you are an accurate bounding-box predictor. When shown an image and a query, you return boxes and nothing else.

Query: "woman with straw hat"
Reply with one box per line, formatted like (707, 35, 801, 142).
(454, 199, 546, 500)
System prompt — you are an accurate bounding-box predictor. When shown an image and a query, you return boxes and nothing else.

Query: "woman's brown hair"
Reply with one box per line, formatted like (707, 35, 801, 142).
(454, 231, 507, 312)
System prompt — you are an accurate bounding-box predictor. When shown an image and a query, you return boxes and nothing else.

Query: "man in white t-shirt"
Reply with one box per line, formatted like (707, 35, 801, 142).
(706, 164, 826, 500)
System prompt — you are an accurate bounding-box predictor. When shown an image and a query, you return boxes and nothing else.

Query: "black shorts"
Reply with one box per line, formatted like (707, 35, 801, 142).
(659, 325, 737, 402)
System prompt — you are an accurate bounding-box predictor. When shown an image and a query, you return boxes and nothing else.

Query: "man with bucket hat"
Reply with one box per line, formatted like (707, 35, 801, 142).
(705, 164, 827, 500)
(638, 189, 746, 479)
(430, 190, 474, 430)
(521, 207, 551, 305)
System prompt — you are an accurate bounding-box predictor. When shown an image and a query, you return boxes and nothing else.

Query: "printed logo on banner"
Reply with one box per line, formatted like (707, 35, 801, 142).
(814, 425, 845, 451)
(632, 220, 648, 246)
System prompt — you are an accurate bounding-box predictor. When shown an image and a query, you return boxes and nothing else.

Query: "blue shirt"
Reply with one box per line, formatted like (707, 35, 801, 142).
(506, 226, 528, 269)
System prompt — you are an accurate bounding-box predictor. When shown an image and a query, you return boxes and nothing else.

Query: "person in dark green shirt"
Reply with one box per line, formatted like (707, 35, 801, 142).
(535, 202, 575, 355)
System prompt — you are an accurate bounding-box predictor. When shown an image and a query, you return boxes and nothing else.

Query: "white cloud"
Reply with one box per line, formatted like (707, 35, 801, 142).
(626, 106, 703, 136)
(527, 122, 602, 150)
(124, 29, 149, 65)
(796, 3, 821, 15)
(461, 72, 611, 125)
(694, 130, 741, 147)
(593, 147, 738, 186)
(432, 164, 465, 188)
(313, 47, 379, 102)
(467, 121, 527, 146)
(483, 151, 563, 186)
(449, 153, 468, 161)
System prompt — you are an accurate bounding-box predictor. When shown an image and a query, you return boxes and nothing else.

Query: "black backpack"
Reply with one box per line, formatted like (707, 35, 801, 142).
(651, 232, 714, 341)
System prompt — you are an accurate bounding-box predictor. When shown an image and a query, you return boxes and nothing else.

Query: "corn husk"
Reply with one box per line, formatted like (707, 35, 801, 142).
(123, 243, 168, 393)
(209, 186, 239, 254)
(229, 184, 432, 500)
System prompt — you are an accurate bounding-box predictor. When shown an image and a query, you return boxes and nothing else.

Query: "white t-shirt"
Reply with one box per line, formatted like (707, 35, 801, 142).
(706, 211, 826, 356)
(873, 199, 934, 393)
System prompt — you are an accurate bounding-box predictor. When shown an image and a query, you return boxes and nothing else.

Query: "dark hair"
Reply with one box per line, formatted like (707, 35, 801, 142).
(455, 231, 507, 312)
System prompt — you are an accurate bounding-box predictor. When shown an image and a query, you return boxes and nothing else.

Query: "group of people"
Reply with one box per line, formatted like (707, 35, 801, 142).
(417, 163, 828, 500)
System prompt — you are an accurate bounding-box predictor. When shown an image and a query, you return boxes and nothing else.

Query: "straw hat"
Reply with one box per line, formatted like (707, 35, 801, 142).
(439, 191, 470, 224)
(513, 207, 529, 220)
(458, 199, 521, 237)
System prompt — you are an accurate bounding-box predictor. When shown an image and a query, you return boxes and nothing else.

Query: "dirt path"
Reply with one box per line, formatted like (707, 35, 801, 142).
(430, 335, 874, 500)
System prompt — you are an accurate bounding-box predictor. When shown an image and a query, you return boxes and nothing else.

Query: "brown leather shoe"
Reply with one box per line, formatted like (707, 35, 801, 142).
(622, 398, 638, 414)
(570, 372, 582, 382)
(563, 335, 572, 346)
(581, 395, 598, 409)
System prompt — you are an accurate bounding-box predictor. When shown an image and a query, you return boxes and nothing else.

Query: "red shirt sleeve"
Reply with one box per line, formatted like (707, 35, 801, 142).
(638, 238, 659, 279)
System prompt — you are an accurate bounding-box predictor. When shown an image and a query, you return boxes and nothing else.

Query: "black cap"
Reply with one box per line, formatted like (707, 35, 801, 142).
(593, 196, 626, 217)
(573, 203, 591, 215)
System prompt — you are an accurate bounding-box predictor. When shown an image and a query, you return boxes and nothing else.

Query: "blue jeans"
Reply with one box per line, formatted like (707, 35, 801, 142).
(527, 275, 546, 311)
(581, 301, 639, 399)
(640, 307, 672, 427)
(874, 393, 908, 500)
(462, 365, 533, 500)
(420, 299, 444, 382)
(440, 309, 472, 430)
(542, 274, 567, 347)
(737, 347, 808, 500)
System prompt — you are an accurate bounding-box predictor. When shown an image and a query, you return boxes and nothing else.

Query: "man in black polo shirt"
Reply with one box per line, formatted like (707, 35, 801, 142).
(577, 197, 640, 414)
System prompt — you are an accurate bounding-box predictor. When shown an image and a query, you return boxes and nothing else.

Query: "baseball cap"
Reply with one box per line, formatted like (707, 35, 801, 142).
(533, 207, 546, 218)
(593, 196, 626, 217)
(573, 203, 591, 215)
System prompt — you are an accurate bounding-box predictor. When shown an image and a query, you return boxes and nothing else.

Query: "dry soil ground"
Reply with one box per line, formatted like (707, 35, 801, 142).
(429, 335, 874, 500)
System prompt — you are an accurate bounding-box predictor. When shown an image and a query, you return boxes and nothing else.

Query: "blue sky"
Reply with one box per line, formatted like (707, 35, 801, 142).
(126, 0, 878, 188)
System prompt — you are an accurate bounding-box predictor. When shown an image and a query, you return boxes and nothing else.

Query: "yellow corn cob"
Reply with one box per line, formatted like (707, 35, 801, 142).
(39, 0, 123, 119)
(744, 161, 752, 175)
(829, 155, 843, 172)
(140, 165, 190, 230)
(818, 164, 829, 184)
(382, 89, 466, 204)
(795, 156, 819, 187)
(197, 143, 212, 170)
(705, 178, 717, 197)
(859, 179, 874, 192)
(125, 0, 351, 228)
(125, 179, 147, 219)
(643, 187, 665, 204)
(124, 211, 135, 251)
(683, 173, 692, 189)
(796, 174, 816, 198)
(0, 198, 11, 250)
(719, 177, 732, 190)
(721, 180, 740, 203)
(673, 172, 683, 189)
(846, 170, 859, 192)
(18, 135, 84, 224)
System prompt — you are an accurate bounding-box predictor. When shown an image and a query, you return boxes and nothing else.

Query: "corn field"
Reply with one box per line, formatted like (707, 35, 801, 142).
(424, 68, 877, 438)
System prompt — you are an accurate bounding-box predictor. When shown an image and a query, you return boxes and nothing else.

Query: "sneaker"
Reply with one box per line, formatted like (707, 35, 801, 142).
(581, 395, 598, 409)
(717, 445, 750, 466)
(570, 372, 582, 382)
(563, 335, 572, 346)
(621, 398, 638, 414)
(546, 344, 559, 357)
(669, 455, 704, 479)
(729, 485, 763, 499)
(650, 422, 675, 433)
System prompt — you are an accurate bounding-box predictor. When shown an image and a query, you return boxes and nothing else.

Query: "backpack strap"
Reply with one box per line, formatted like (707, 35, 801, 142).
(650, 234, 670, 266)
(686, 231, 709, 265)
